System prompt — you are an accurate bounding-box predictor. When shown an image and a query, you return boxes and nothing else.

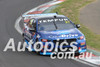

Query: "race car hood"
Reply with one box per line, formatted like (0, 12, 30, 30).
(38, 28, 84, 40)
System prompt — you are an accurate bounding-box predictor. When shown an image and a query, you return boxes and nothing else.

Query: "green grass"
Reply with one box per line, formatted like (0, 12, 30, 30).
(51, 0, 100, 50)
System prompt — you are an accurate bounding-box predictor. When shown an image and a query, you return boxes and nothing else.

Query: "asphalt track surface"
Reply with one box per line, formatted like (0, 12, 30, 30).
(0, 0, 93, 67)
(80, 0, 100, 34)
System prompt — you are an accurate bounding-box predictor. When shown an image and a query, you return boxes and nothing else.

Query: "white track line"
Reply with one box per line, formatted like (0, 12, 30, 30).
(73, 58, 99, 67)
(15, 16, 23, 34)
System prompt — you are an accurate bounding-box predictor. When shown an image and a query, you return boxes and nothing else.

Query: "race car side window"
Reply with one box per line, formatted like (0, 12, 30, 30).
(32, 23, 36, 30)
(27, 19, 37, 33)
(27, 19, 36, 30)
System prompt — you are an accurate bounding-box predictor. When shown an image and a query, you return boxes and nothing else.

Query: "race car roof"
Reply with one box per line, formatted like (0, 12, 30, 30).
(22, 13, 66, 19)
(22, 13, 57, 18)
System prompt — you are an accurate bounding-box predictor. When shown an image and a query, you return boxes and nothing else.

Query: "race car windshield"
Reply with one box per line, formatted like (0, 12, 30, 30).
(38, 17, 75, 31)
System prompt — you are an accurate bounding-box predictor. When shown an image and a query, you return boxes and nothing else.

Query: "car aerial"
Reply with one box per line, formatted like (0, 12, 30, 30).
(22, 13, 87, 55)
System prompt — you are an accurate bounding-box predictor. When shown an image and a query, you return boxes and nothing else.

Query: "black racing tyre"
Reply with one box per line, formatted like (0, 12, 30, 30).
(35, 43, 41, 55)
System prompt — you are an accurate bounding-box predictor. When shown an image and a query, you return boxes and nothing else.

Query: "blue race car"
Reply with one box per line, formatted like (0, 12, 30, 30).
(22, 13, 86, 55)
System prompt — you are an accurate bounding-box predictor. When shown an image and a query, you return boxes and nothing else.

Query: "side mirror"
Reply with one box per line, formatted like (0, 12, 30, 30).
(76, 24, 80, 28)
(29, 29, 36, 32)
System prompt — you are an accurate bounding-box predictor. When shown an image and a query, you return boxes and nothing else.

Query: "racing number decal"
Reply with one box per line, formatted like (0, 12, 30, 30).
(65, 20, 70, 23)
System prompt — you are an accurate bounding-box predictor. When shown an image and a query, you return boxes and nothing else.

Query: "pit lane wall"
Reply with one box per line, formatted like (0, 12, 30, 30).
(15, 0, 100, 66)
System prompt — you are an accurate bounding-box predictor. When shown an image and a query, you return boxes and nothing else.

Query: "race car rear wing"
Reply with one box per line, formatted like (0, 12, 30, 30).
(22, 13, 58, 18)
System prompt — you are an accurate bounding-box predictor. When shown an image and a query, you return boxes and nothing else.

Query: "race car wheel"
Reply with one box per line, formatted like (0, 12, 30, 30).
(35, 43, 41, 55)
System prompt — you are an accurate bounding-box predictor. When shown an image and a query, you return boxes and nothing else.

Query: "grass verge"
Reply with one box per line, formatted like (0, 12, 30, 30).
(51, 0, 100, 51)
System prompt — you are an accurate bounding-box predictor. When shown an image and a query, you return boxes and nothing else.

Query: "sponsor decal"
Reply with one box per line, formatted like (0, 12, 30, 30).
(49, 34, 78, 38)
(39, 18, 68, 23)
